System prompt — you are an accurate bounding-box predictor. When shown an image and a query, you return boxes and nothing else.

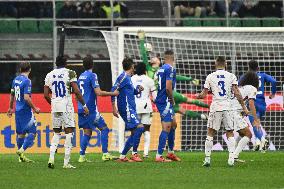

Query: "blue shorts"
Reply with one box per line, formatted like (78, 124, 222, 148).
(78, 112, 106, 130)
(118, 108, 140, 130)
(15, 110, 37, 135)
(156, 102, 175, 122)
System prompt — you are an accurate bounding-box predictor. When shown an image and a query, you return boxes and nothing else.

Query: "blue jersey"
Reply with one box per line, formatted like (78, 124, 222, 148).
(11, 75, 32, 112)
(78, 71, 100, 114)
(155, 64, 176, 104)
(111, 72, 139, 111)
(256, 72, 277, 101)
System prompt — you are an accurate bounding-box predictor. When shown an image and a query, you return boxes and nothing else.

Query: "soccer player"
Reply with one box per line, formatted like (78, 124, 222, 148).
(196, 56, 248, 167)
(131, 63, 157, 158)
(155, 50, 181, 162)
(77, 56, 119, 162)
(7, 62, 40, 162)
(245, 60, 277, 151)
(231, 71, 260, 162)
(44, 56, 89, 169)
(111, 57, 145, 162)
(137, 30, 209, 120)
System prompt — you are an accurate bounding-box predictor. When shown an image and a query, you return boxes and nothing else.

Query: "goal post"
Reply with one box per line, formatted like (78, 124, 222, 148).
(102, 27, 284, 152)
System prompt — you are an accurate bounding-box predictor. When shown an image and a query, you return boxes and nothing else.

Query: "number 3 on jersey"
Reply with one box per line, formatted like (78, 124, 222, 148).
(52, 81, 66, 97)
(218, 81, 226, 96)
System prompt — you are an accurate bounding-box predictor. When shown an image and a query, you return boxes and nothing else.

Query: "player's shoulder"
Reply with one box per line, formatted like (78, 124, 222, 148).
(244, 85, 257, 92)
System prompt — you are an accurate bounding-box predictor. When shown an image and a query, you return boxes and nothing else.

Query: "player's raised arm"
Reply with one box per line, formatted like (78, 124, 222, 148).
(7, 81, 15, 117)
(138, 30, 151, 70)
(264, 73, 277, 99)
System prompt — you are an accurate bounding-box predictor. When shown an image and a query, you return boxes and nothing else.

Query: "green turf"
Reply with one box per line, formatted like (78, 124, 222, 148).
(0, 152, 284, 189)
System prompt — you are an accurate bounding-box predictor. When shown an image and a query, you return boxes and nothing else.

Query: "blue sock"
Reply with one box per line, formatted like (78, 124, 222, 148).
(22, 133, 35, 150)
(253, 126, 263, 140)
(157, 130, 169, 155)
(168, 128, 175, 152)
(80, 134, 91, 155)
(16, 136, 25, 149)
(132, 127, 144, 153)
(122, 135, 134, 155)
(101, 127, 109, 154)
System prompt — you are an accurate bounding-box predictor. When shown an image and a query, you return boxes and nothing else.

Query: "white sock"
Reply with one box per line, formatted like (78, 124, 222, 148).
(235, 135, 242, 148)
(234, 136, 250, 158)
(120, 154, 125, 159)
(49, 133, 61, 161)
(227, 137, 236, 159)
(144, 131, 150, 156)
(64, 133, 73, 166)
(132, 151, 137, 155)
(156, 154, 162, 158)
(205, 136, 213, 157)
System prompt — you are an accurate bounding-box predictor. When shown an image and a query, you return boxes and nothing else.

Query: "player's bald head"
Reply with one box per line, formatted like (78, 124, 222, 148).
(19, 61, 31, 73)
(215, 56, 226, 68)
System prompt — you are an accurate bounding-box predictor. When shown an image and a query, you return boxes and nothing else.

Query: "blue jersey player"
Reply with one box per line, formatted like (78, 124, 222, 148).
(247, 60, 277, 151)
(77, 56, 119, 162)
(111, 57, 145, 162)
(7, 62, 40, 162)
(155, 50, 181, 162)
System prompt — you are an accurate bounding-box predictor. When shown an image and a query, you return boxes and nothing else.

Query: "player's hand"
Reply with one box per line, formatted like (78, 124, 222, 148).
(192, 79, 200, 86)
(34, 107, 40, 114)
(195, 93, 202, 99)
(253, 118, 261, 129)
(112, 107, 119, 118)
(113, 90, 119, 96)
(7, 108, 13, 118)
(138, 85, 144, 92)
(242, 106, 250, 116)
(169, 97, 175, 106)
(137, 30, 145, 40)
(83, 106, 89, 116)
(269, 94, 275, 99)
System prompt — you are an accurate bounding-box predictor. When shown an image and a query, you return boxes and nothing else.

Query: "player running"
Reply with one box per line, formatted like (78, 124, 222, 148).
(111, 57, 145, 162)
(231, 71, 260, 162)
(77, 56, 119, 162)
(7, 62, 40, 163)
(244, 60, 277, 152)
(197, 56, 248, 167)
(44, 56, 89, 169)
(131, 63, 157, 158)
(155, 50, 181, 162)
(137, 30, 209, 120)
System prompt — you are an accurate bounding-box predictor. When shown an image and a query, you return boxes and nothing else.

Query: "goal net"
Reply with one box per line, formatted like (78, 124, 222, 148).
(102, 27, 284, 152)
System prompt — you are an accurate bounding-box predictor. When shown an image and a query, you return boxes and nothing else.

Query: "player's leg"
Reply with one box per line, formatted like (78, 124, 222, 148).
(234, 127, 252, 162)
(143, 123, 151, 158)
(173, 91, 209, 108)
(224, 111, 236, 166)
(130, 123, 144, 162)
(174, 105, 208, 120)
(48, 112, 63, 169)
(203, 111, 220, 167)
(166, 116, 181, 161)
(62, 112, 76, 169)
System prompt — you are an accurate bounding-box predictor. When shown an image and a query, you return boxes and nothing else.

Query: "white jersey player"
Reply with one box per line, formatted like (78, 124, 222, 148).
(196, 56, 248, 167)
(131, 63, 157, 158)
(44, 56, 89, 169)
(231, 71, 260, 162)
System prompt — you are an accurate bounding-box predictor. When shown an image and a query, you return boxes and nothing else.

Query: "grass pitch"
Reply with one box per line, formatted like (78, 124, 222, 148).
(0, 152, 283, 189)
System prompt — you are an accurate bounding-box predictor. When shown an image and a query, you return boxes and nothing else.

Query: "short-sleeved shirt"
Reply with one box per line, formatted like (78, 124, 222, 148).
(77, 70, 100, 114)
(204, 69, 238, 112)
(11, 75, 32, 112)
(131, 74, 156, 113)
(155, 64, 176, 105)
(231, 85, 257, 110)
(44, 68, 77, 113)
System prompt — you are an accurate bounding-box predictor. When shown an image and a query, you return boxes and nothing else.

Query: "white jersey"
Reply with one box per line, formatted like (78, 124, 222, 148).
(204, 69, 238, 112)
(131, 74, 156, 113)
(231, 85, 257, 110)
(44, 68, 77, 113)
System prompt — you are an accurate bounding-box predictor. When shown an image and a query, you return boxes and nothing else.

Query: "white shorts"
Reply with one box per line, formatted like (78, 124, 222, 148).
(137, 113, 152, 125)
(207, 111, 234, 131)
(232, 110, 248, 131)
(52, 112, 75, 129)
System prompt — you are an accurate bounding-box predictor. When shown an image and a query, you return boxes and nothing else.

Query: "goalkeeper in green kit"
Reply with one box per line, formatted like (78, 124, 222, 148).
(137, 31, 209, 119)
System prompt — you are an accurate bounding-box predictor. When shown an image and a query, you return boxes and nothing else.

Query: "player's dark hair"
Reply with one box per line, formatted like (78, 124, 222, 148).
(164, 49, 174, 56)
(122, 57, 134, 71)
(19, 61, 31, 73)
(83, 56, 93, 70)
(239, 71, 259, 89)
(55, 56, 67, 67)
(135, 63, 146, 76)
(248, 60, 259, 71)
(215, 56, 226, 67)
